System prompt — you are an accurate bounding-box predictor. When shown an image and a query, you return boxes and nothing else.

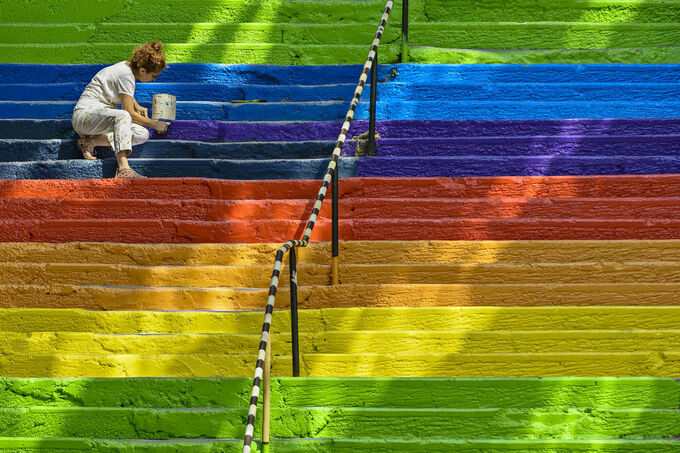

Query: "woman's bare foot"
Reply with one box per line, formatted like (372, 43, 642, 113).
(76, 138, 96, 160)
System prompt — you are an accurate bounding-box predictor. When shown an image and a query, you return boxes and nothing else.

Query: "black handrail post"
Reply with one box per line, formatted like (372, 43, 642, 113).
(367, 48, 378, 155)
(401, 0, 409, 63)
(289, 246, 300, 377)
(331, 168, 340, 285)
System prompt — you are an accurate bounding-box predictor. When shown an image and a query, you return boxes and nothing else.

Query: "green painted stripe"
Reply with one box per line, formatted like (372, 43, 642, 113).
(0, 407, 677, 439)
(0, 23, 402, 45)
(0, 0, 411, 24)
(2, 377, 677, 409)
(409, 46, 680, 65)
(409, 23, 680, 49)
(422, 0, 680, 23)
(0, 43, 402, 65)
(2, 438, 679, 453)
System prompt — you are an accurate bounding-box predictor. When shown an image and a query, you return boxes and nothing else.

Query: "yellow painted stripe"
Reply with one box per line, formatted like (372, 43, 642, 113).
(303, 352, 680, 378)
(3, 307, 680, 333)
(2, 282, 678, 309)
(2, 330, 679, 355)
(6, 240, 680, 266)
(3, 352, 678, 378)
(3, 261, 680, 287)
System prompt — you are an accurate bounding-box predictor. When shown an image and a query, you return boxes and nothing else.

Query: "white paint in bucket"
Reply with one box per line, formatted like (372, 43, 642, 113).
(152, 93, 176, 120)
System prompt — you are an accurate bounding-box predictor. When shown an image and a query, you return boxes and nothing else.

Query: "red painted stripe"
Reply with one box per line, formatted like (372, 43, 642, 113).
(3, 218, 680, 243)
(2, 175, 679, 242)
(1, 198, 679, 221)
(2, 174, 680, 200)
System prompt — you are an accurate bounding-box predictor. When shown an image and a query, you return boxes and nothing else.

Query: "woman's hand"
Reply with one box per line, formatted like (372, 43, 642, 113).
(135, 105, 149, 118)
(152, 120, 169, 134)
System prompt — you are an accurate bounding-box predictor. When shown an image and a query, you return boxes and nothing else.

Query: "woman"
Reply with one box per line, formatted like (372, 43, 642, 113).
(72, 41, 169, 178)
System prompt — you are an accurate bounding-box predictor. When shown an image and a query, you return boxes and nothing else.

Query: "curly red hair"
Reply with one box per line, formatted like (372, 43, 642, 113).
(129, 40, 167, 74)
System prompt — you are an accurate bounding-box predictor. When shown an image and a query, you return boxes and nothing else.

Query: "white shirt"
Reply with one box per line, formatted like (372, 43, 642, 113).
(75, 61, 136, 110)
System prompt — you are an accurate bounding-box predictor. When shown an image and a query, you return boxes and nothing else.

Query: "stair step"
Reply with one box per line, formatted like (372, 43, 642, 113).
(3, 197, 680, 221)
(7, 135, 680, 162)
(1, 438, 678, 453)
(3, 330, 680, 355)
(7, 64, 680, 86)
(4, 175, 679, 200)
(4, 261, 680, 287)
(409, 22, 680, 49)
(5, 118, 680, 141)
(426, 0, 680, 23)
(7, 83, 680, 103)
(0, 23, 402, 45)
(0, 43, 403, 65)
(3, 377, 678, 409)
(9, 100, 680, 121)
(3, 218, 680, 243)
(8, 156, 680, 180)
(409, 46, 680, 65)
(5, 240, 680, 266)
(1, 283, 679, 310)
(0, 406, 677, 439)
(0, 158, 359, 180)
(4, 307, 680, 334)
(3, 351, 680, 377)
(302, 351, 680, 378)
(0, 0, 402, 25)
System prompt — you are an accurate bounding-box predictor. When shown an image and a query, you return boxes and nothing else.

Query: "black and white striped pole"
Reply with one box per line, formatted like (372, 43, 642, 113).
(242, 2, 394, 451)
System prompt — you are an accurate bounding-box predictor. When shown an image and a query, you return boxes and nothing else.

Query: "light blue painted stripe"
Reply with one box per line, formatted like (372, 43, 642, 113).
(4, 82, 680, 103)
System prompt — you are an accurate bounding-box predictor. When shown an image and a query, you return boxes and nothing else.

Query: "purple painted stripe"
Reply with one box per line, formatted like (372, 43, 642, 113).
(151, 118, 680, 142)
(356, 136, 680, 157)
(357, 156, 680, 178)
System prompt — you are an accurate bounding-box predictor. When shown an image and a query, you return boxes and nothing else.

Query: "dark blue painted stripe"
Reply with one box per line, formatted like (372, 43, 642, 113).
(0, 158, 359, 180)
(357, 156, 680, 177)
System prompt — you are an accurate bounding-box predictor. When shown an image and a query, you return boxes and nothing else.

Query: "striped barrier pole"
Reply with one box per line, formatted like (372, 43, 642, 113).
(242, 1, 394, 451)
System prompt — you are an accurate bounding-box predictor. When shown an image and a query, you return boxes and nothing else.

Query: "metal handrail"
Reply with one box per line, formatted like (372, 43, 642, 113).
(241, 1, 395, 451)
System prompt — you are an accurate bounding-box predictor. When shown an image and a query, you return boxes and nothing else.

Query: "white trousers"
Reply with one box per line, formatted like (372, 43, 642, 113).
(72, 108, 149, 153)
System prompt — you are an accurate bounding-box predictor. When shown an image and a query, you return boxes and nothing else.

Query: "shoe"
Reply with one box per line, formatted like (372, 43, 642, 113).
(115, 168, 146, 178)
(76, 138, 96, 160)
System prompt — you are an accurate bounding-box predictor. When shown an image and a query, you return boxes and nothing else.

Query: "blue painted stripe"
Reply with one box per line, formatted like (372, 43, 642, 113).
(2, 155, 679, 180)
(3, 82, 680, 103)
(3, 63, 680, 84)
(5, 119, 680, 140)
(7, 101, 680, 121)
(0, 158, 359, 180)
(5, 136, 680, 162)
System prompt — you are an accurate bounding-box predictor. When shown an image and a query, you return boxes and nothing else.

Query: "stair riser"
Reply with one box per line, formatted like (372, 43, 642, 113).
(1, 283, 679, 310)
(3, 377, 678, 409)
(0, 407, 676, 440)
(5, 119, 680, 141)
(8, 100, 680, 121)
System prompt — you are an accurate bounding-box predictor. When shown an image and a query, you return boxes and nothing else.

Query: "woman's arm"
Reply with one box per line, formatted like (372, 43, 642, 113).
(121, 94, 167, 133)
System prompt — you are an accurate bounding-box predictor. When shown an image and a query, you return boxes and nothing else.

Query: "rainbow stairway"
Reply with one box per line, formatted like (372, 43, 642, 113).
(2, 0, 680, 451)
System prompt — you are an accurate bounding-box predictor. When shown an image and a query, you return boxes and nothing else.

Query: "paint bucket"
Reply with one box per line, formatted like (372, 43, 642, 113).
(152, 93, 176, 121)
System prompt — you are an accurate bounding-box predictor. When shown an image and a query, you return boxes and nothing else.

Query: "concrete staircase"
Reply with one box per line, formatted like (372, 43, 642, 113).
(2, 17, 680, 452)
